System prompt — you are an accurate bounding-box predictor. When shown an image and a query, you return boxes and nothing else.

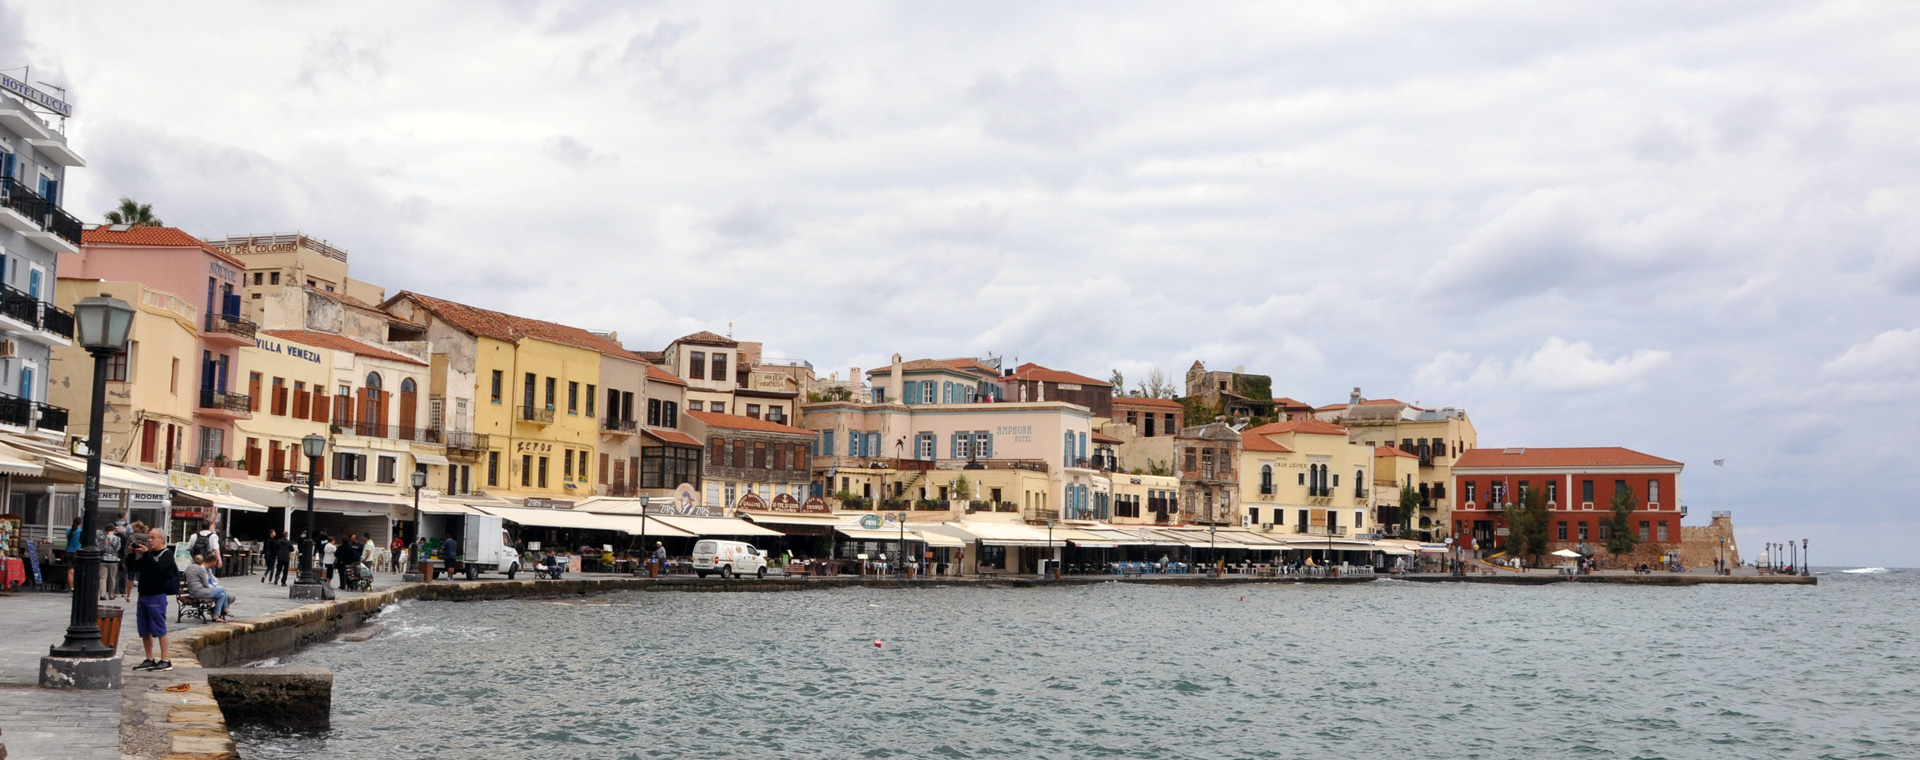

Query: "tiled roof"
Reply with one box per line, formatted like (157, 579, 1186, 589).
(1245, 418, 1349, 437)
(870, 358, 1001, 377)
(1375, 445, 1418, 459)
(645, 365, 686, 385)
(1241, 432, 1294, 453)
(1091, 431, 1125, 445)
(643, 427, 701, 447)
(80, 226, 247, 268)
(1315, 403, 1346, 411)
(673, 331, 738, 348)
(1272, 397, 1311, 409)
(1454, 447, 1682, 469)
(260, 329, 427, 366)
(686, 410, 814, 436)
(1113, 396, 1183, 409)
(634, 350, 666, 364)
(1008, 362, 1110, 386)
(391, 292, 643, 361)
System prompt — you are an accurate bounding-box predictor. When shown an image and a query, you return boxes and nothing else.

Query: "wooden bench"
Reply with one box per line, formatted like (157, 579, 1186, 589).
(177, 594, 218, 624)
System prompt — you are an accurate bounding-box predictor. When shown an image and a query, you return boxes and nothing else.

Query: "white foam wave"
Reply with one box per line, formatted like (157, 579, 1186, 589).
(1842, 567, 1889, 574)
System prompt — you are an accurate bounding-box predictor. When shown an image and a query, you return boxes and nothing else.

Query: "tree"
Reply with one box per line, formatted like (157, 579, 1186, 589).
(1605, 483, 1639, 560)
(104, 198, 162, 226)
(1506, 485, 1551, 563)
(951, 475, 973, 501)
(1108, 369, 1125, 396)
(1399, 483, 1420, 536)
(1145, 459, 1172, 477)
(1178, 396, 1217, 426)
(1134, 367, 1176, 399)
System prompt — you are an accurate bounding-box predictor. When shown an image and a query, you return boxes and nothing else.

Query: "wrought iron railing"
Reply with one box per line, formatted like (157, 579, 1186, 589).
(34, 402, 67, 432)
(204, 312, 258, 341)
(39, 303, 72, 339)
(520, 405, 555, 423)
(603, 417, 638, 433)
(198, 389, 252, 413)
(0, 177, 83, 246)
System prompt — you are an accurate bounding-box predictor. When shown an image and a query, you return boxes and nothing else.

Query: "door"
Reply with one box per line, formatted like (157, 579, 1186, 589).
(27, 265, 43, 300)
(18, 362, 34, 401)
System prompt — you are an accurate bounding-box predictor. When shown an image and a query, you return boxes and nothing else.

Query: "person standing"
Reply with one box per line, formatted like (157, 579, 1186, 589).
(100, 523, 124, 600)
(441, 534, 461, 579)
(64, 517, 82, 589)
(389, 535, 406, 573)
(259, 529, 280, 583)
(123, 521, 149, 601)
(651, 541, 666, 575)
(336, 533, 360, 590)
(320, 534, 337, 584)
(127, 528, 179, 671)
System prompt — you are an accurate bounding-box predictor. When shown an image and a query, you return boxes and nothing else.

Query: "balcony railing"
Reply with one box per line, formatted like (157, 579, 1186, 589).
(0, 286, 36, 326)
(1354, 485, 1368, 499)
(0, 177, 83, 247)
(603, 417, 638, 434)
(1259, 484, 1274, 495)
(442, 430, 490, 452)
(1298, 526, 1347, 537)
(34, 402, 67, 433)
(39, 303, 72, 339)
(519, 405, 555, 424)
(198, 389, 252, 413)
(1307, 486, 1332, 498)
(606, 482, 638, 497)
(0, 393, 31, 426)
(204, 312, 258, 341)
(265, 468, 308, 485)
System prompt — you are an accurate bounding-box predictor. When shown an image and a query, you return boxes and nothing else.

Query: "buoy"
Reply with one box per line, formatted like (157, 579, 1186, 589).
(873, 639, 883, 649)
(1239, 596, 1244, 602)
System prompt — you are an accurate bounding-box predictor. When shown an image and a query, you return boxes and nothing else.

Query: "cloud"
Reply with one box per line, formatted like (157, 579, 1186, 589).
(542, 135, 612, 168)
(965, 64, 1107, 149)
(1821, 327, 1920, 379)
(1416, 338, 1670, 392)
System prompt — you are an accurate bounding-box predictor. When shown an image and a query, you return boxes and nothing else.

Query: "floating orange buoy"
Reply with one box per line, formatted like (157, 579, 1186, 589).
(873, 639, 883, 648)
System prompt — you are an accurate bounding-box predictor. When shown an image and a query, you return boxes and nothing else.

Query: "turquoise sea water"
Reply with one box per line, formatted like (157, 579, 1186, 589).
(235, 570, 1919, 759)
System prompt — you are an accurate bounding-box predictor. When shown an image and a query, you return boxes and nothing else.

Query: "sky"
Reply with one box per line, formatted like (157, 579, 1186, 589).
(7, 1, 1917, 566)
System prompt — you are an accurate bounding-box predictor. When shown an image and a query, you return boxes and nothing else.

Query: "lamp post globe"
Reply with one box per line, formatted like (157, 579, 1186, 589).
(292, 434, 328, 598)
(41, 296, 136, 689)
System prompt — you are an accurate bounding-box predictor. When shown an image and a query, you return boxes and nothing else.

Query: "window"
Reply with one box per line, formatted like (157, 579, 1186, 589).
(1638, 521, 1650, 541)
(709, 402, 724, 415)
(568, 381, 579, 414)
(271, 377, 287, 415)
(1200, 449, 1214, 479)
(252, 272, 263, 285)
(662, 401, 678, 428)
(916, 433, 934, 460)
(1615, 479, 1628, 499)
(269, 271, 280, 285)
(293, 381, 309, 418)
(544, 377, 557, 410)
(1648, 479, 1659, 505)
(1164, 413, 1175, 433)
(1184, 447, 1197, 473)
(1260, 465, 1273, 494)
(954, 433, 972, 460)
(1126, 411, 1137, 425)
(648, 398, 662, 426)
(746, 404, 761, 419)
(564, 451, 575, 479)
(171, 358, 180, 394)
(586, 384, 596, 416)
(538, 456, 549, 488)
(689, 351, 706, 380)
(754, 442, 768, 469)
(377, 456, 397, 484)
(107, 346, 131, 382)
(732, 440, 747, 468)
(1556, 521, 1567, 540)
(921, 383, 937, 404)
(1578, 522, 1589, 541)
(1657, 522, 1668, 541)
(521, 455, 533, 487)
(488, 452, 499, 487)
(711, 353, 727, 383)
(1582, 479, 1594, 503)
(522, 372, 536, 410)
(689, 400, 703, 411)
(1546, 482, 1558, 504)
(491, 371, 503, 403)
(709, 437, 726, 467)
(1599, 523, 1611, 539)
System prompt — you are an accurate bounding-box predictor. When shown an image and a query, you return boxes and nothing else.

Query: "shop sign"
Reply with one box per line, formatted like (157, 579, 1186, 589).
(859, 514, 883, 530)
(1495, 528, 1510, 537)
(254, 337, 324, 364)
(735, 492, 767, 511)
(748, 493, 829, 514)
(172, 509, 208, 520)
(168, 470, 233, 496)
(129, 491, 168, 504)
(525, 498, 573, 509)
(800, 496, 828, 513)
(1, 72, 72, 117)
(771, 493, 799, 511)
(749, 371, 787, 391)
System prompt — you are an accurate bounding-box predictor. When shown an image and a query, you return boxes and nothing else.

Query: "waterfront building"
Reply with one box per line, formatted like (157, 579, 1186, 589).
(1105, 470, 1182, 527)
(48, 279, 198, 472)
(1173, 421, 1240, 525)
(0, 83, 83, 448)
(655, 331, 756, 418)
(1182, 361, 1275, 422)
(999, 362, 1108, 418)
(636, 366, 700, 500)
(865, 356, 1003, 406)
(1100, 396, 1184, 475)
(1314, 388, 1477, 540)
(383, 292, 635, 506)
(204, 232, 387, 321)
(62, 227, 257, 469)
(1449, 446, 1683, 563)
(731, 340, 805, 424)
(686, 410, 813, 508)
(1238, 418, 1376, 539)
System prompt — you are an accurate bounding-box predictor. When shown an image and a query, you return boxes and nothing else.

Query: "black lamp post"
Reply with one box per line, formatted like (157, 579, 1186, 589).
(291, 433, 327, 598)
(403, 470, 427, 582)
(1801, 539, 1809, 576)
(41, 295, 135, 689)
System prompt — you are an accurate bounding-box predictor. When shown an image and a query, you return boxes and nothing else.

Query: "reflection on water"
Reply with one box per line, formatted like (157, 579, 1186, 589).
(237, 571, 1920, 759)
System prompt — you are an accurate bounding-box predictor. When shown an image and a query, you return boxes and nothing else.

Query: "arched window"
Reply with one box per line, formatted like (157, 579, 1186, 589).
(365, 372, 383, 389)
(400, 378, 416, 394)
(1260, 464, 1273, 494)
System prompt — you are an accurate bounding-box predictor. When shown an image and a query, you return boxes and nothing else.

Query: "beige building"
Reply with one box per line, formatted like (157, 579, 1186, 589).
(206, 233, 387, 321)
(49, 279, 199, 470)
(1315, 388, 1476, 539)
(1238, 418, 1376, 539)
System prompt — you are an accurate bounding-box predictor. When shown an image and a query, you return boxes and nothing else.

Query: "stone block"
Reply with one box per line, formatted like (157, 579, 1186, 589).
(38, 655, 121, 690)
(206, 667, 332, 730)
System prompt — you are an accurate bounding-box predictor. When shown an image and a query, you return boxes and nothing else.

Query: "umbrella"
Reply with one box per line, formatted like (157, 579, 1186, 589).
(1551, 549, 1582, 558)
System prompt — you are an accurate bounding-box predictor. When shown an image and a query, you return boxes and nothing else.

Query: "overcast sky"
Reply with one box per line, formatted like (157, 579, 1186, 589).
(9, 2, 1917, 565)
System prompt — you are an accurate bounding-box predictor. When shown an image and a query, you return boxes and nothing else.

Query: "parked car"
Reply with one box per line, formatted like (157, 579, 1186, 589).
(692, 540, 767, 579)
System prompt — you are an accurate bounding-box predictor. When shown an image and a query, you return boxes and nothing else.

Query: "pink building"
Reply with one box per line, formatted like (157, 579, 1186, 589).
(64, 226, 256, 469)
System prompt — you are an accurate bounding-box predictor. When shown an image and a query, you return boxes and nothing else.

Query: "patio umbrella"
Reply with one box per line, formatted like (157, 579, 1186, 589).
(1551, 549, 1582, 558)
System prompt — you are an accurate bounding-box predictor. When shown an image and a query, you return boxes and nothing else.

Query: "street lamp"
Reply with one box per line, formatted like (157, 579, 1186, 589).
(1802, 539, 1809, 576)
(1047, 517, 1056, 579)
(291, 433, 328, 598)
(41, 295, 135, 689)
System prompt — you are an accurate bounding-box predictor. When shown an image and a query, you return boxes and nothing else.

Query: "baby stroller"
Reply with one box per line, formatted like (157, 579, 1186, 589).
(343, 561, 374, 592)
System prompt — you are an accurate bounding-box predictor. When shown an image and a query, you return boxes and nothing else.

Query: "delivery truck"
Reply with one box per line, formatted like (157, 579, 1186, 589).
(455, 513, 522, 580)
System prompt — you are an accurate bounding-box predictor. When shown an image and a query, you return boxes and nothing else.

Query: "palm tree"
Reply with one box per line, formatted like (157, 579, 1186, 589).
(103, 198, 162, 226)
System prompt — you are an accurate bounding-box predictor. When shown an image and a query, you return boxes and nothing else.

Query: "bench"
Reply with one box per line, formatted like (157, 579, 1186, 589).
(976, 566, 1000, 577)
(177, 593, 218, 624)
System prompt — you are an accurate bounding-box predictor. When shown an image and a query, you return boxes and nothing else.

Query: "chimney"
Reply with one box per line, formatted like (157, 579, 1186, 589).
(889, 353, 904, 404)
(1350, 387, 1362, 407)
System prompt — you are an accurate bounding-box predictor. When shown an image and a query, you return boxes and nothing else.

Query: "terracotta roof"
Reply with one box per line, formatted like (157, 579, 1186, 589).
(1091, 431, 1125, 445)
(260, 329, 427, 366)
(672, 331, 738, 348)
(1007, 362, 1110, 386)
(634, 350, 666, 364)
(1272, 397, 1311, 409)
(645, 365, 686, 385)
(1114, 396, 1183, 409)
(80, 226, 247, 268)
(1241, 432, 1294, 453)
(1315, 403, 1346, 411)
(390, 292, 644, 361)
(869, 358, 1001, 377)
(1454, 447, 1682, 469)
(686, 410, 814, 436)
(643, 427, 701, 447)
(1375, 445, 1418, 459)
(1245, 418, 1349, 437)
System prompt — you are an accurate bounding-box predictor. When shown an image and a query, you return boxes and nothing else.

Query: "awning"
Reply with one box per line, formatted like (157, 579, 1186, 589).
(1080, 527, 1158, 546)
(939, 520, 1060, 547)
(171, 488, 270, 513)
(914, 530, 966, 548)
(1282, 538, 1382, 549)
(413, 453, 451, 466)
(837, 526, 925, 542)
(651, 515, 784, 538)
(0, 450, 42, 476)
(474, 505, 696, 537)
(37, 455, 171, 492)
(1379, 546, 1415, 555)
(1055, 528, 1120, 549)
(1127, 529, 1198, 547)
(290, 488, 412, 517)
(417, 500, 486, 515)
(742, 513, 844, 526)
(1141, 529, 1218, 549)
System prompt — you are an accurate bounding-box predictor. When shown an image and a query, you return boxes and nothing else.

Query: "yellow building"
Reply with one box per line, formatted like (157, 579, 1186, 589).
(384, 292, 643, 505)
(1315, 388, 1477, 539)
(50, 278, 199, 470)
(1238, 419, 1376, 539)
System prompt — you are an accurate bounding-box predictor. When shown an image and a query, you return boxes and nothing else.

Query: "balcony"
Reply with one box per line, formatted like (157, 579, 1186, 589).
(34, 402, 66, 433)
(203, 312, 258, 345)
(1307, 486, 1333, 499)
(197, 389, 253, 419)
(1298, 526, 1347, 537)
(443, 430, 491, 461)
(0, 177, 82, 251)
(0, 393, 30, 426)
(0, 287, 36, 329)
(519, 405, 555, 424)
(1354, 485, 1368, 499)
(39, 303, 72, 340)
(265, 468, 309, 485)
(1259, 484, 1274, 495)
(1024, 505, 1060, 524)
(603, 417, 638, 435)
(606, 482, 639, 497)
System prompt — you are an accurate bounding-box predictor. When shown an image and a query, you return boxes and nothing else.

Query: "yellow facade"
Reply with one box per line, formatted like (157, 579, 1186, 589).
(232, 334, 331, 480)
(50, 280, 199, 467)
(473, 335, 603, 500)
(1239, 427, 1375, 537)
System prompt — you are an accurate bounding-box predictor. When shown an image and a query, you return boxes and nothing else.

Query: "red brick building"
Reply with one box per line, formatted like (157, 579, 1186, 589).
(1451, 447, 1683, 560)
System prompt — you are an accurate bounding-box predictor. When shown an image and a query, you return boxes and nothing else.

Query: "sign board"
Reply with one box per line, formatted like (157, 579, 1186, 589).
(771, 493, 799, 510)
(172, 509, 208, 520)
(168, 470, 234, 496)
(524, 498, 574, 510)
(0, 72, 72, 117)
(735, 492, 767, 512)
(674, 483, 697, 513)
(749, 371, 788, 391)
(859, 514, 883, 530)
(746, 493, 830, 515)
(1495, 528, 1510, 537)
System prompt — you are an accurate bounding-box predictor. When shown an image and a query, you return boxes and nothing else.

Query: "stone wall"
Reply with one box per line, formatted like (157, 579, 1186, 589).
(1681, 514, 1741, 568)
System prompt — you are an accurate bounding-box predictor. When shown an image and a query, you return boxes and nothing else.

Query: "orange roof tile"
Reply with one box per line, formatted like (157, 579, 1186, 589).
(1245, 418, 1349, 437)
(1114, 396, 1182, 409)
(1007, 362, 1110, 386)
(1272, 397, 1311, 409)
(869, 358, 1002, 378)
(643, 427, 701, 447)
(391, 292, 644, 361)
(686, 410, 815, 436)
(645, 365, 686, 385)
(1454, 447, 1682, 469)
(261, 329, 427, 366)
(672, 330, 738, 348)
(1374, 445, 1418, 459)
(80, 226, 247, 268)
(1240, 431, 1294, 453)
(1090, 431, 1125, 445)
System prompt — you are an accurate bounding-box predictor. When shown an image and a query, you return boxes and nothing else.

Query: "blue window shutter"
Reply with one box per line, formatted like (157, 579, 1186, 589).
(1079, 432, 1088, 461)
(981, 432, 993, 459)
(903, 381, 917, 405)
(950, 432, 961, 458)
(868, 432, 880, 458)
(823, 431, 834, 457)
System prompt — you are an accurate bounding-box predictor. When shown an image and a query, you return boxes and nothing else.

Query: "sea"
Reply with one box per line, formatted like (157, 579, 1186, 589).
(234, 569, 1918, 759)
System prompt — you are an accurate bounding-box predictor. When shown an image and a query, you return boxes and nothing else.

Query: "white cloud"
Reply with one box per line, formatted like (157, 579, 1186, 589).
(1821, 327, 1920, 379)
(1416, 338, 1670, 392)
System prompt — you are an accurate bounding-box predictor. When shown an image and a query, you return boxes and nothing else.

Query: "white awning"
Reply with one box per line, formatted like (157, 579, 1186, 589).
(1055, 528, 1120, 549)
(474, 505, 696, 537)
(1081, 528, 1157, 546)
(914, 530, 966, 548)
(939, 520, 1061, 547)
(290, 488, 411, 516)
(413, 453, 451, 466)
(837, 526, 925, 542)
(173, 488, 271, 513)
(0, 451, 42, 476)
(37, 455, 171, 492)
(651, 515, 784, 537)
(417, 500, 485, 515)
(741, 513, 844, 526)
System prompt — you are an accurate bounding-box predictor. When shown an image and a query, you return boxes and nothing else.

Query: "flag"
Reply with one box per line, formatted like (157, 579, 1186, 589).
(1713, 459, 1725, 466)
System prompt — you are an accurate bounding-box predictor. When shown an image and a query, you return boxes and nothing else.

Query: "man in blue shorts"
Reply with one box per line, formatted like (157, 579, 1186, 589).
(126, 528, 179, 671)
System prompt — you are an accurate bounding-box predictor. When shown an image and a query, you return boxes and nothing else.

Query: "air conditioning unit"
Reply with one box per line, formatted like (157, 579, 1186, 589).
(0, 339, 15, 358)
(1260, 522, 1273, 532)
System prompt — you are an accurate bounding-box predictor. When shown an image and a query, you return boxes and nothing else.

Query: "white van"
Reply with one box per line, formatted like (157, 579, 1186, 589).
(691, 539, 768, 579)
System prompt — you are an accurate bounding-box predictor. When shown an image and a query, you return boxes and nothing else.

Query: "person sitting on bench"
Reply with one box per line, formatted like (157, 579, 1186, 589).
(541, 553, 566, 578)
(182, 554, 233, 622)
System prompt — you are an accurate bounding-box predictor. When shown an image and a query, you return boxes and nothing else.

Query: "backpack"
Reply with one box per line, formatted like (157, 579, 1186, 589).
(190, 531, 213, 559)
